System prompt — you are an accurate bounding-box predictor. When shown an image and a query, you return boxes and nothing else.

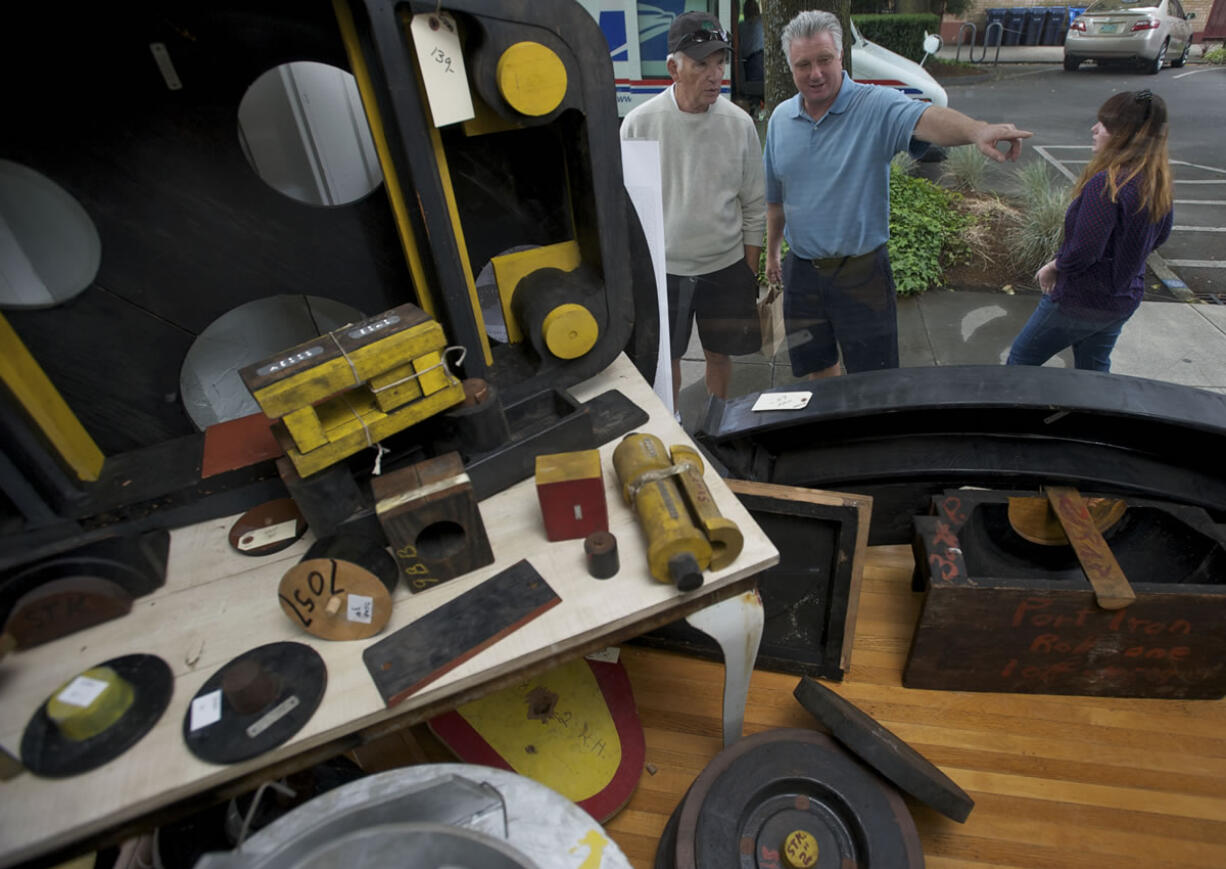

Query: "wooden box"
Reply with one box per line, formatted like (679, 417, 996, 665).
(634, 480, 872, 680)
(905, 489, 1226, 699)
(371, 452, 494, 594)
(533, 449, 608, 542)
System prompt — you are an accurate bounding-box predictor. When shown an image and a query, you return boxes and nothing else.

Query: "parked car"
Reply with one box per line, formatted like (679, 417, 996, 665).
(1064, 0, 1197, 74)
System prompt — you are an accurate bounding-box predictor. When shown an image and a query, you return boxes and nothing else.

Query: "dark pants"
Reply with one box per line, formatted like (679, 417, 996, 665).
(782, 246, 899, 375)
(666, 260, 761, 360)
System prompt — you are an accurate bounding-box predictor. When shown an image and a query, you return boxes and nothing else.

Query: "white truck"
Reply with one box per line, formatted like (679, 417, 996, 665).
(580, 1, 948, 115)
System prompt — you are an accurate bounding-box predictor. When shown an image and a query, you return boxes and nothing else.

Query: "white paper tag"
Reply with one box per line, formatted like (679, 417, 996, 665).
(347, 594, 374, 624)
(191, 690, 223, 731)
(409, 12, 474, 127)
(752, 391, 812, 412)
(585, 647, 620, 664)
(246, 695, 300, 738)
(56, 675, 110, 708)
(237, 518, 299, 551)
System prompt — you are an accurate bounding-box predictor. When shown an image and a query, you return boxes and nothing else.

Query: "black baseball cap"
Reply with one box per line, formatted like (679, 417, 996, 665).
(667, 11, 731, 60)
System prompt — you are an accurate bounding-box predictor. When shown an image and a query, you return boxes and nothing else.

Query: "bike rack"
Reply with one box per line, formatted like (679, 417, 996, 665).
(955, 22, 976, 61)
(959, 21, 1004, 64)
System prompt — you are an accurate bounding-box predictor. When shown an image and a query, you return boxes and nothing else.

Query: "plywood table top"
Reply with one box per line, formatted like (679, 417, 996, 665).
(0, 354, 778, 868)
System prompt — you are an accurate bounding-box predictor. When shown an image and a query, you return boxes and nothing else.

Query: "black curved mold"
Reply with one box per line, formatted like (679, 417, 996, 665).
(697, 366, 1226, 544)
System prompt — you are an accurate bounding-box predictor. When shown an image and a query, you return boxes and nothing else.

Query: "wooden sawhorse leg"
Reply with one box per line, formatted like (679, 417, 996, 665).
(684, 589, 764, 747)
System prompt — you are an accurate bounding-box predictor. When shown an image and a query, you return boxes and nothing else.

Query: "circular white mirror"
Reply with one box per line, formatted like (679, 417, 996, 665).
(237, 61, 382, 207)
(180, 295, 365, 430)
(0, 160, 102, 309)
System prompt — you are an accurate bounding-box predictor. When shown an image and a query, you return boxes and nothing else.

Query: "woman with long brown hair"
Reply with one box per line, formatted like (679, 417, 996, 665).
(1007, 90, 1173, 371)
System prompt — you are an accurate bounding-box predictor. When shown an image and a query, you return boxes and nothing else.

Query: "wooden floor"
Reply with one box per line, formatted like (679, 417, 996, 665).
(356, 544, 1226, 869)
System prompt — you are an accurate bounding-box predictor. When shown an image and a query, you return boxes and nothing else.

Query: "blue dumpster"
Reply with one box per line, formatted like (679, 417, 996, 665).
(1068, 6, 1087, 29)
(985, 7, 1007, 45)
(1043, 6, 1068, 43)
(1004, 8, 1027, 45)
(1023, 7, 1047, 44)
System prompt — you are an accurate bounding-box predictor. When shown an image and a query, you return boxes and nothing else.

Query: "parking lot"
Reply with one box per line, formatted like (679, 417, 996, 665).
(934, 57, 1226, 301)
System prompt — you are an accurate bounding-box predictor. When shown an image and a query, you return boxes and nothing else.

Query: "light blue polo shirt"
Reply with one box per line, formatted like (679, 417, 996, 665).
(763, 72, 928, 260)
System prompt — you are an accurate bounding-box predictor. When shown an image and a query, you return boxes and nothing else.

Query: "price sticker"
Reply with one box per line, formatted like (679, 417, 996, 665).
(347, 594, 374, 624)
(56, 675, 110, 708)
(751, 391, 812, 412)
(237, 518, 300, 552)
(190, 690, 222, 731)
(409, 12, 474, 127)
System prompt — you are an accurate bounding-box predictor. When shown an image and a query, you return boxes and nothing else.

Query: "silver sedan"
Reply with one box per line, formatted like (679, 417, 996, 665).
(1064, 0, 1197, 74)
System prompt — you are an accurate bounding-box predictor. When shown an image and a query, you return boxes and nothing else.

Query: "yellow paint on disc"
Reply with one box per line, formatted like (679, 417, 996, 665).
(496, 42, 568, 117)
(456, 657, 620, 802)
(46, 667, 133, 742)
(782, 829, 819, 868)
(542, 303, 598, 360)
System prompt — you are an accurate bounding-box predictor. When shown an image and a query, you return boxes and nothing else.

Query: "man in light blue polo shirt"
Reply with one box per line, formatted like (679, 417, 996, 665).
(764, 10, 1032, 378)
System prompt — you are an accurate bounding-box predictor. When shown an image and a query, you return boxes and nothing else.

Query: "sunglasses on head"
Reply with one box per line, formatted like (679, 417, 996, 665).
(677, 24, 730, 52)
(1135, 88, 1153, 121)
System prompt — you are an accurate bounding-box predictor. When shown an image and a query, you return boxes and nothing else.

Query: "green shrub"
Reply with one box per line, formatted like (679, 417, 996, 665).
(1203, 44, 1226, 64)
(1006, 161, 1070, 277)
(853, 14, 942, 63)
(888, 169, 973, 295)
(942, 145, 990, 191)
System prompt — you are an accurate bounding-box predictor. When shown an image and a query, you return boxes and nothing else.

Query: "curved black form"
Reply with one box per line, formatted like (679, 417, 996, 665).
(697, 366, 1226, 544)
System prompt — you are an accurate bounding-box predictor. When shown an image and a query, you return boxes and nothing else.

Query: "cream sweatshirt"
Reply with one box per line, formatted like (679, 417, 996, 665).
(621, 87, 766, 277)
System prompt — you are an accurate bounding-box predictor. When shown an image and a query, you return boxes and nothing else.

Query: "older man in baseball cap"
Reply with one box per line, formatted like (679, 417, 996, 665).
(621, 11, 766, 414)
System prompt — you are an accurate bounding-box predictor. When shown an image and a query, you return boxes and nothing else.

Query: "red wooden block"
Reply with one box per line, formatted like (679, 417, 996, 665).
(534, 449, 608, 542)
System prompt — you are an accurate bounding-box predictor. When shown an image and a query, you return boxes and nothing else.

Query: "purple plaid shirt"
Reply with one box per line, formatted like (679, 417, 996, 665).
(1052, 170, 1173, 319)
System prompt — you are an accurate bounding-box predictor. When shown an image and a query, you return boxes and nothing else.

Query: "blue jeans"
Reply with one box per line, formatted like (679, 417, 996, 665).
(1006, 294, 1130, 372)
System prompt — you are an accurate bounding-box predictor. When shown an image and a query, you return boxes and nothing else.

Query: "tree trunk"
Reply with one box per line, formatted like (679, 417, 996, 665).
(763, 1, 854, 117)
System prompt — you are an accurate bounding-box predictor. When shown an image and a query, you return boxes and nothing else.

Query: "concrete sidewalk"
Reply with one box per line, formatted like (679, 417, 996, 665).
(675, 292, 1226, 429)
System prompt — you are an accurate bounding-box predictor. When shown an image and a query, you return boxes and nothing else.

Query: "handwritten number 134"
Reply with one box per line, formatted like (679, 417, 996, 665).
(430, 47, 454, 73)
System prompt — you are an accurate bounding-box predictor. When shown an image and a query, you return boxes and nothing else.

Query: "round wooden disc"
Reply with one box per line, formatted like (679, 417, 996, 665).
(672, 728, 922, 869)
(1007, 495, 1126, 546)
(183, 641, 326, 765)
(21, 654, 173, 778)
(278, 558, 392, 641)
(228, 498, 308, 556)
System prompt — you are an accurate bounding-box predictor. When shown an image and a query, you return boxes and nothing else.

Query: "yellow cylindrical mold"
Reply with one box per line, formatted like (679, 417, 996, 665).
(496, 41, 568, 117)
(612, 433, 710, 590)
(670, 444, 744, 570)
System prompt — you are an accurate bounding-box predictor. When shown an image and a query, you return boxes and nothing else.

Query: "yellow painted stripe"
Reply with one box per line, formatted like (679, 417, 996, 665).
(332, 0, 436, 319)
(0, 313, 103, 481)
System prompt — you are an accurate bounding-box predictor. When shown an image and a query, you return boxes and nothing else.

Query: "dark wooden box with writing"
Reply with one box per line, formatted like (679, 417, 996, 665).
(370, 452, 494, 594)
(904, 489, 1226, 699)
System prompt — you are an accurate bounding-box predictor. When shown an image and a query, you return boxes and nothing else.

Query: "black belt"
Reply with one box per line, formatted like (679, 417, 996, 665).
(798, 243, 885, 272)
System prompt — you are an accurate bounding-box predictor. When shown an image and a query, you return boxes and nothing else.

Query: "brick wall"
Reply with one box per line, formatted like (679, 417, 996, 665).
(941, 0, 1216, 42)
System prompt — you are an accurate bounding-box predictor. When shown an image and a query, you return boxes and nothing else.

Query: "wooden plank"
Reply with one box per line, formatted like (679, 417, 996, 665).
(363, 560, 562, 707)
(1046, 486, 1137, 610)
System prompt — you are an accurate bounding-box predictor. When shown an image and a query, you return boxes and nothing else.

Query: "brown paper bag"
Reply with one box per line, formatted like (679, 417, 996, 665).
(757, 284, 786, 358)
